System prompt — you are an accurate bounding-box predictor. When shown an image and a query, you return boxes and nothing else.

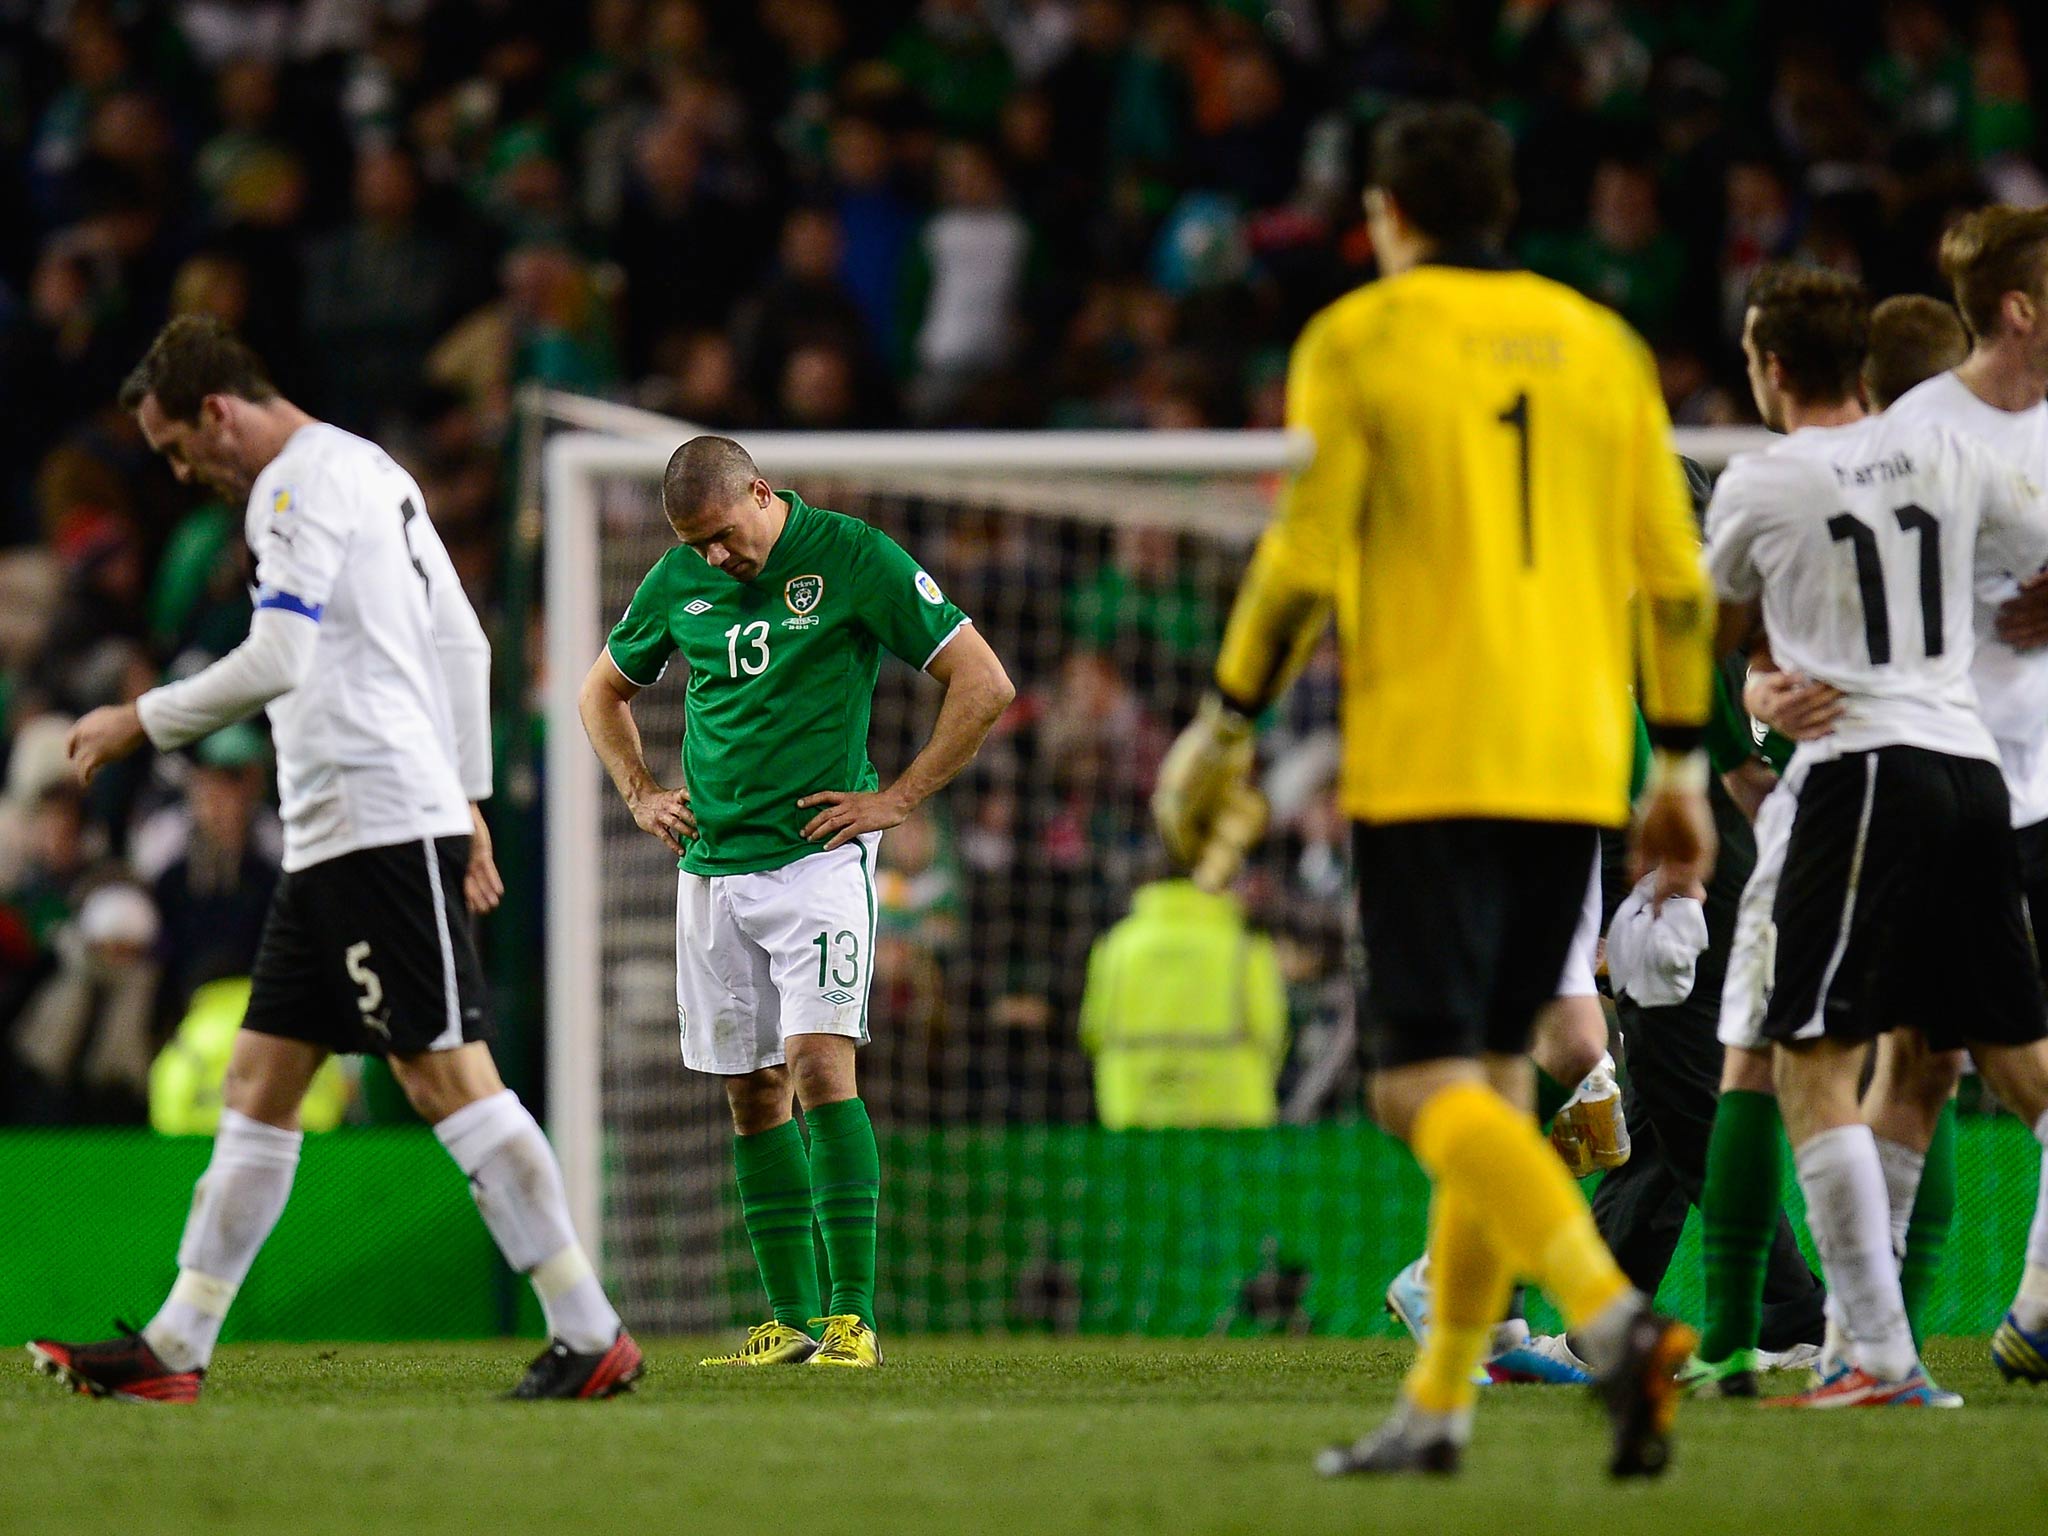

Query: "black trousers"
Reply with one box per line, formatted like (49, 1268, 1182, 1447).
(1594, 992, 1827, 1351)
(1586, 803, 1825, 1352)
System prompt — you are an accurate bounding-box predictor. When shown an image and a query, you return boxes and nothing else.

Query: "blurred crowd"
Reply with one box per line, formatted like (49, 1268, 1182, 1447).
(5, 0, 2048, 1124)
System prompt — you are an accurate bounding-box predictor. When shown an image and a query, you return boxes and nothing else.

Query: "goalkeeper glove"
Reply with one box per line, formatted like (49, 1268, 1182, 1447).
(1153, 693, 1268, 892)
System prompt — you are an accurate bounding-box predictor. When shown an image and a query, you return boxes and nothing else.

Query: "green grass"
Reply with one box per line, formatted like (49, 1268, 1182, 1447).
(5, 1337, 2047, 1535)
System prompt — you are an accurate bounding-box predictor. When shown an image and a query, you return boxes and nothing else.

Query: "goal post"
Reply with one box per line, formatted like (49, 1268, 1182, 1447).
(536, 391, 1771, 1329)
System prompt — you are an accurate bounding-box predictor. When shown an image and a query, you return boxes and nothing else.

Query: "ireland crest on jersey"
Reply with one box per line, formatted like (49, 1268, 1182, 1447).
(785, 574, 824, 616)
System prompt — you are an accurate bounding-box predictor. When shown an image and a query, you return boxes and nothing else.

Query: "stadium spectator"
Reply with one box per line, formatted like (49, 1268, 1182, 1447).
(1525, 157, 1689, 346)
(640, 328, 757, 427)
(614, 105, 751, 378)
(824, 113, 918, 360)
(140, 725, 280, 1026)
(774, 341, 870, 430)
(905, 140, 1036, 421)
(300, 146, 461, 435)
(6, 878, 158, 1124)
(731, 205, 890, 422)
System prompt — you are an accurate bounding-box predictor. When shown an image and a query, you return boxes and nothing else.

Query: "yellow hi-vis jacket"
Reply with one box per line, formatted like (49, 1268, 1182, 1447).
(150, 977, 350, 1135)
(1079, 880, 1288, 1129)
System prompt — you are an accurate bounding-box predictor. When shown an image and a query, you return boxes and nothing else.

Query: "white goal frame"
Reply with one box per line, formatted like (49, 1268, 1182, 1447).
(538, 395, 1768, 1255)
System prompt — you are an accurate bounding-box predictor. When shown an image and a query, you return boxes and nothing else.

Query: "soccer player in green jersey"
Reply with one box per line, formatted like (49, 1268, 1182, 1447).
(578, 436, 1015, 1367)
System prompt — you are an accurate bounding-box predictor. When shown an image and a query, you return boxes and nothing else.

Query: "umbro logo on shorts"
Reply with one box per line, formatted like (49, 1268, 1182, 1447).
(822, 989, 857, 1006)
(684, 599, 713, 615)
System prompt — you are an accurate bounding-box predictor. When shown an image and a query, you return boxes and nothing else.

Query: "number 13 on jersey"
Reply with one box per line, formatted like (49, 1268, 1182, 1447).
(725, 621, 770, 677)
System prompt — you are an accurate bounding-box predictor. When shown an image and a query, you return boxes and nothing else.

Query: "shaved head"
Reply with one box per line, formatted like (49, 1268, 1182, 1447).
(664, 435, 761, 525)
(660, 434, 786, 583)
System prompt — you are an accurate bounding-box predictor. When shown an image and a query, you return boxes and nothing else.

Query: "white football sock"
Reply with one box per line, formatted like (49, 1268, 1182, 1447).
(436, 1090, 621, 1352)
(2013, 1109, 2048, 1332)
(1873, 1137, 1924, 1260)
(144, 1109, 302, 1372)
(1795, 1125, 1917, 1381)
(1821, 1297, 1848, 1371)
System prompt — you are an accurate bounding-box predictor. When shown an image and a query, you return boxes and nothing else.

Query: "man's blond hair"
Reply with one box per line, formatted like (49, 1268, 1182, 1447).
(1938, 204, 2048, 339)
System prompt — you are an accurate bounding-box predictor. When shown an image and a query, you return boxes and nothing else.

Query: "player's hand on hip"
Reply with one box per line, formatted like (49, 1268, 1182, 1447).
(464, 803, 505, 915)
(798, 788, 908, 850)
(1152, 693, 1265, 890)
(1632, 786, 1716, 905)
(1995, 568, 2048, 648)
(1743, 668, 1844, 741)
(629, 783, 695, 854)
(65, 702, 146, 787)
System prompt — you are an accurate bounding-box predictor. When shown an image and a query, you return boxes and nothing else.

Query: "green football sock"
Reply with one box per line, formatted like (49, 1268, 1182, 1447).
(808, 1097, 881, 1328)
(1699, 1089, 1783, 1363)
(1535, 1068, 1573, 1129)
(733, 1119, 821, 1332)
(1901, 1100, 1958, 1346)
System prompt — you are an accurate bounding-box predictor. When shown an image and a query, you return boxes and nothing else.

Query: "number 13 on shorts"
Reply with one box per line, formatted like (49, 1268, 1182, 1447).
(813, 928, 860, 994)
(674, 832, 880, 1076)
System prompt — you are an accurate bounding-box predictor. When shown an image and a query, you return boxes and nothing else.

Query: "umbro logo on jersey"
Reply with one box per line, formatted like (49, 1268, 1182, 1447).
(684, 599, 713, 615)
(822, 989, 857, 1006)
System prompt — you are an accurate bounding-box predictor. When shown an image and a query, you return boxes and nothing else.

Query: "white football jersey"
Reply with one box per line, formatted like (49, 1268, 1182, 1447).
(246, 424, 475, 871)
(1705, 413, 2048, 772)
(1884, 370, 2048, 823)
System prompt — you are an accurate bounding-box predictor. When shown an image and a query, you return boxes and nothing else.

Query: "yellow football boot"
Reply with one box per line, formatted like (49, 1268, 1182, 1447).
(808, 1314, 883, 1368)
(698, 1321, 819, 1366)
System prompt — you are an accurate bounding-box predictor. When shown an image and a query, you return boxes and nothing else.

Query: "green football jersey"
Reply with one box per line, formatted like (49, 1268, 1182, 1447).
(1628, 657, 1791, 799)
(607, 491, 970, 876)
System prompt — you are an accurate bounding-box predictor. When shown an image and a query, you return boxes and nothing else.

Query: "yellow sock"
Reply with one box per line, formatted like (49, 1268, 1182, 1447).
(1411, 1080, 1632, 1333)
(1405, 1183, 1512, 1415)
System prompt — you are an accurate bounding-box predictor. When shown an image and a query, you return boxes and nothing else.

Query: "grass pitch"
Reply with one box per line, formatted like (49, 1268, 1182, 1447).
(5, 1336, 2046, 1535)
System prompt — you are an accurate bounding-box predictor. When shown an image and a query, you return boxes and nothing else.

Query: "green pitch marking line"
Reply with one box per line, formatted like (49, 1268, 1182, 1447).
(4, 1338, 2045, 1536)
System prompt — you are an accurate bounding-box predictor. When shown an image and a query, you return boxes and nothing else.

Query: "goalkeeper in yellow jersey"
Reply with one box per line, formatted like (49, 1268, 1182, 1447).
(1154, 103, 1716, 1480)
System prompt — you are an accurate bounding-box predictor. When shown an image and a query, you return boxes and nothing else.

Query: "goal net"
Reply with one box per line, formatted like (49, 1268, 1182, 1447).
(539, 397, 1934, 1339)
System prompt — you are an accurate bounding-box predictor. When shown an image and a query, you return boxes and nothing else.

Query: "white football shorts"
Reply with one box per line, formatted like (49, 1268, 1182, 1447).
(1554, 844, 1604, 1000)
(675, 832, 880, 1075)
(1718, 766, 1802, 1050)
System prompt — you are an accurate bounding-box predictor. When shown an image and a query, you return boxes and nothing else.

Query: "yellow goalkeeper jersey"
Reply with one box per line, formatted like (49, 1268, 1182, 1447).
(1216, 259, 1712, 828)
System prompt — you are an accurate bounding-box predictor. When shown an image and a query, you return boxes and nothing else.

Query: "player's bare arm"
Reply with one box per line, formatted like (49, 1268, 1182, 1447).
(578, 654, 696, 854)
(465, 802, 505, 915)
(798, 623, 1014, 850)
(1719, 757, 1780, 823)
(1742, 668, 1846, 742)
(1632, 589, 1719, 901)
(1712, 596, 1761, 657)
(65, 700, 147, 786)
(1992, 563, 2048, 647)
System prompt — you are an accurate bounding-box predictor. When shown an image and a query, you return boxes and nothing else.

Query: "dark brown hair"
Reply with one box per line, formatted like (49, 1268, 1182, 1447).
(1368, 103, 1516, 251)
(663, 434, 761, 524)
(1746, 264, 1870, 405)
(1938, 204, 2048, 340)
(1864, 294, 1969, 409)
(118, 314, 277, 422)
